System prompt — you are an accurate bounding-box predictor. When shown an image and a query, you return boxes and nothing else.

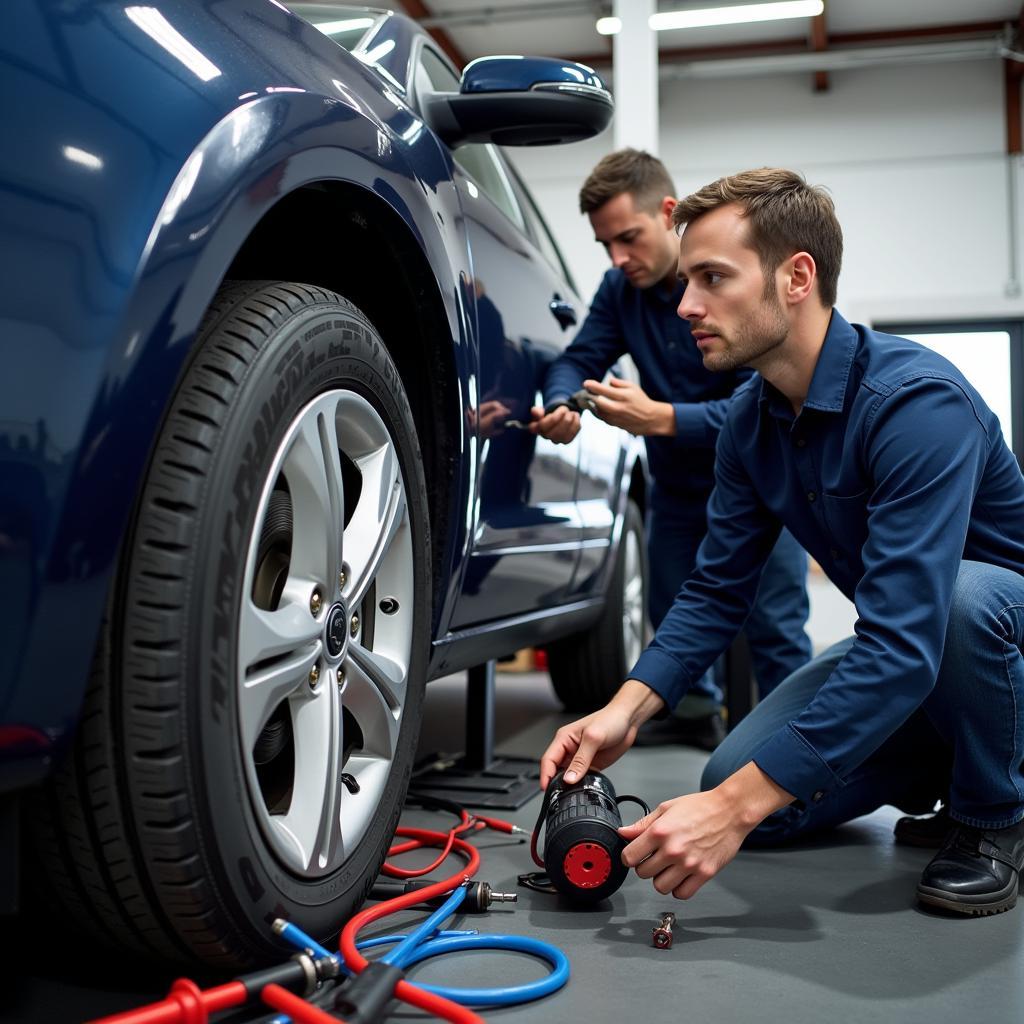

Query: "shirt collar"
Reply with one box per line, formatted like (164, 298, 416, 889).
(758, 309, 856, 415)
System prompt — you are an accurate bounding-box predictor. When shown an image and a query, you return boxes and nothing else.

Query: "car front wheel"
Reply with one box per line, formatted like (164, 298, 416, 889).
(29, 281, 431, 966)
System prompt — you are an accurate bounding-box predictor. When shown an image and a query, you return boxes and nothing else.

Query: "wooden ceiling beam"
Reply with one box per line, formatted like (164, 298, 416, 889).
(809, 9, 828, 93)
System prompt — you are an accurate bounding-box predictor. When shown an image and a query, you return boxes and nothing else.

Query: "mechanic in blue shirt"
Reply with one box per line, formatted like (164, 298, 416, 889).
(530, 150, 811, 749)
(540, 167, 1024, 916)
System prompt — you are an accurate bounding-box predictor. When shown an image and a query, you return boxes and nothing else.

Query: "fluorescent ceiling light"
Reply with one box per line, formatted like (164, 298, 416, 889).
(598, 1, 823, 35)
(652, 1, 823, 31)
(126, 7, 221, 81)
(312, 17, 374, 35)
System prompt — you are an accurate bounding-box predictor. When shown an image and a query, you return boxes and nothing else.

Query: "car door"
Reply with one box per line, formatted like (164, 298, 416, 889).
(412, 46, 583, 628)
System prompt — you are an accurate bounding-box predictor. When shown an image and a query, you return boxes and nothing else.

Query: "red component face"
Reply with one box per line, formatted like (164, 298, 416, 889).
(563, 841, 612, 888)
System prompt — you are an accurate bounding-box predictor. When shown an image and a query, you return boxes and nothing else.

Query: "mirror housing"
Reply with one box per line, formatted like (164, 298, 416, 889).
(424, 56, 613, 148)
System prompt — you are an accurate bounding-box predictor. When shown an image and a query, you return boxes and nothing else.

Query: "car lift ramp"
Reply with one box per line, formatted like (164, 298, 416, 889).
(411, 661, 539, 810)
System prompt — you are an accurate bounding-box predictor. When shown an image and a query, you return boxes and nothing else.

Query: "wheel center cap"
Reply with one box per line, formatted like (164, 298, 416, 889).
(325, 603, 348, 659)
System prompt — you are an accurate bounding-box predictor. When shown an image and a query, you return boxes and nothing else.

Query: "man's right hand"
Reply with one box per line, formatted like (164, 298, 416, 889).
(538, 680, 666, 789)
(528, 404, 581, 444)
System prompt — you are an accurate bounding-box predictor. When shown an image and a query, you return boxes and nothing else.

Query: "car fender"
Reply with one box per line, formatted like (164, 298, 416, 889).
(1, 88, 471, 782)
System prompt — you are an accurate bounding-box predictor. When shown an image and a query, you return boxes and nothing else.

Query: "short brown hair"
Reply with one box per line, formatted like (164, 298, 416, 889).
(579, 148, 676, 216)
(672, 168, 842, 307)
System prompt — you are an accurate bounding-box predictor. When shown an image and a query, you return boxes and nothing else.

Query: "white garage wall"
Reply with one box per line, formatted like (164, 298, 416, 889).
(509, 58, 1024, 326)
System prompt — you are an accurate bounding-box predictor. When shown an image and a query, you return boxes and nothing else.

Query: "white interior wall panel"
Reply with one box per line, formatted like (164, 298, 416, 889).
(510, 58, 1024, 325)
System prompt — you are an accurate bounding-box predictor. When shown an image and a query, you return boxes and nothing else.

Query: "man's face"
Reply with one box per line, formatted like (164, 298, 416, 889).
(676, 203, 789, 373)
(589, 191, 678, 290)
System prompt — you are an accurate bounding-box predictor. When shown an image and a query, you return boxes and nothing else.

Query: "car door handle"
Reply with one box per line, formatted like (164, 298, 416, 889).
(549, 298, 577, 330)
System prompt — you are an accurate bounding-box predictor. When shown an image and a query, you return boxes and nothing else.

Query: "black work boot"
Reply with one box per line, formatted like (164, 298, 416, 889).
(894, 806, 953, 849)
(917, 818, 1024, 916)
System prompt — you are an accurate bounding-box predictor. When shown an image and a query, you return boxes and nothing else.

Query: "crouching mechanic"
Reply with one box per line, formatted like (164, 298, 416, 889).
(539, 167, 1024, 916)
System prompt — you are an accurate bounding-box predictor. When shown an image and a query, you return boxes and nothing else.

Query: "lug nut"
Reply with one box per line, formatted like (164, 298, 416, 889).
(350, 614, 359, 637)
(310, 589, 323, 616)
(336, 668, 345, 688)
(308, 665, 320, 688)
(338, 570, 347, 590)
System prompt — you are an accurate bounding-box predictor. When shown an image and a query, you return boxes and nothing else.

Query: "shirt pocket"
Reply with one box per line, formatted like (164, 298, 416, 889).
(820, 489, 870, 558)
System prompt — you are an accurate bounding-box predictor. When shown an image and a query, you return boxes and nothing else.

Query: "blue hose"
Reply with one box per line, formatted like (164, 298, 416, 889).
(383, 931, 570, 1006)
(272, 884, 570, 1010)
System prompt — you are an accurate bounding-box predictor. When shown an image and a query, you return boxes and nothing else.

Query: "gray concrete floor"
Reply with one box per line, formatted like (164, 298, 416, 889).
(7, 667, 1024, 1022)
(410, 669, 1024, 1024)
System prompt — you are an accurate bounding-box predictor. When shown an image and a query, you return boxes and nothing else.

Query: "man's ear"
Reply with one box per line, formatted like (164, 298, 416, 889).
(785, 251, 817, 305)
(660, 195, 678, 228)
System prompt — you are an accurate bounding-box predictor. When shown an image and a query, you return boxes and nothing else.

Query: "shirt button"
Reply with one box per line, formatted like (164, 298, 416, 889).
(807, 491, 817, 502)
(812, 790, 825, 803)
(829, 547, 839, 559)
(795, 438, 807, 448)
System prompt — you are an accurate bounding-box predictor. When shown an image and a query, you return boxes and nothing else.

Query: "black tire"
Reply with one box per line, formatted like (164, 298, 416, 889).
(26, 281, 431, 966)
(547, 499, 647, 712)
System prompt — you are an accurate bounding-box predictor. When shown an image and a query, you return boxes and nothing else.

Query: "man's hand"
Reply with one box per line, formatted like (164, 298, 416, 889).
(618, 761, 794, 899)
(583, 376, 675, 436)
(538, 680, 666, 789)
(528, 404, 581, 444)
(473, 399, 511, 439)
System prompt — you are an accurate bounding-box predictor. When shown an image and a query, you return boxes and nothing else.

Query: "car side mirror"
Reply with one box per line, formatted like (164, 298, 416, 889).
(423, 56, 613, 148)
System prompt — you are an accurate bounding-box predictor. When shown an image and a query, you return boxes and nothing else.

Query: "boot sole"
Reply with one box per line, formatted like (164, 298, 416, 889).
(917, 875, 1020, 916)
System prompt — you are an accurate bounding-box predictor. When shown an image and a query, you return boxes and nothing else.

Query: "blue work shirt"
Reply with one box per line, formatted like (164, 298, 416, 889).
(544, 268, 752, 502)
(630, 310, 1024, 805)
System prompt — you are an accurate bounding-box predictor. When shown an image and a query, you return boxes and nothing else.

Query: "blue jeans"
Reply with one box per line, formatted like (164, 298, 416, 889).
(702, 560, 1024, 839)
(647, 498, 812, 705)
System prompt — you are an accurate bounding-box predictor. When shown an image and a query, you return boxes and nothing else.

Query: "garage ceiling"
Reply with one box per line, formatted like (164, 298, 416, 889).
(375, 0, 1022, 67)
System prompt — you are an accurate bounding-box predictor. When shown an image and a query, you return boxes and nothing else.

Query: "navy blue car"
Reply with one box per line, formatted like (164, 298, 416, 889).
(0, 1, 649, 964)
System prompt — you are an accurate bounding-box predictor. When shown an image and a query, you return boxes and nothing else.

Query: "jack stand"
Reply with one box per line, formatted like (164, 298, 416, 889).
(411, 660, 540, 810)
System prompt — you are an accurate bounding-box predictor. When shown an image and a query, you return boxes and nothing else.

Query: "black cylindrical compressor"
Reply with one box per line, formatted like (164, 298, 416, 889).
(528, 770, 649, 903)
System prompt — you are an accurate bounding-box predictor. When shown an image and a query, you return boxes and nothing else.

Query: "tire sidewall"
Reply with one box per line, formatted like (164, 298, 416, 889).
(188, 299, 430, 942)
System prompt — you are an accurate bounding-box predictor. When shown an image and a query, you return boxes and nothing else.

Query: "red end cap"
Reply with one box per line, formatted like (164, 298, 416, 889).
(563, 841, 612, 888)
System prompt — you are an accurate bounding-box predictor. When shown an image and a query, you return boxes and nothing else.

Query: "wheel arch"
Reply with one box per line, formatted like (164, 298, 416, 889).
(223, 182, 463, 639)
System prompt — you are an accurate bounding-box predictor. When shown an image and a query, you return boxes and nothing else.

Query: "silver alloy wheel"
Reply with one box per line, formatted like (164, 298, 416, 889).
(621, 526, 644, 668)
(237, 389, 414, 878)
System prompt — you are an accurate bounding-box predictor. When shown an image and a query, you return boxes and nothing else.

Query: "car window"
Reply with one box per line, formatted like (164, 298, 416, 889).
(515, 177, 577, 292)
(452, 146, 527, 232)
(415, 47, 527, 233)
(416, 46, 460, 93)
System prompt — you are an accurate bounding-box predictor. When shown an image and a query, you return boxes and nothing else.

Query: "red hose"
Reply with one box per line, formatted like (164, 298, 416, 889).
(261, 983, 347, 1023)
(340, 826, 484, 1024)
(87, 979, 246, 1024)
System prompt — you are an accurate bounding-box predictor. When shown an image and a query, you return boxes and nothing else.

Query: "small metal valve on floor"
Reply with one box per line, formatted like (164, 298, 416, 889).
(652, 912, 675, 949)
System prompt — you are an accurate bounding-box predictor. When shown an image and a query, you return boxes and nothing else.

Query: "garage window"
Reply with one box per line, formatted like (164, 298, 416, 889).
(876, 320, 1024, 465)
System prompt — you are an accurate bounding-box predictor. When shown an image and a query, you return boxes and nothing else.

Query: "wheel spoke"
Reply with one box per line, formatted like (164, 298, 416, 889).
(239, 590, 321, 671)
(239, 640, 320, 751)
(282, 401, 345, 586)
(343, 640, 404, 758)
(272, 672, 345, 874)
(344, 442, 406, 609)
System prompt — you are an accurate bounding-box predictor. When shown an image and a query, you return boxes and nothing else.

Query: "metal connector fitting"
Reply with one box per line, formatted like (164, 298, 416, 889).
(652, 912, 675, 949)
(462, 881, 518, 912)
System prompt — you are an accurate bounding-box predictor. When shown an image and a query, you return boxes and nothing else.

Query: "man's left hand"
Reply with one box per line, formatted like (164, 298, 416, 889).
(618, 761, 795, 899)
(618, 789, 751, 899)
(583, 376, 675, 437)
